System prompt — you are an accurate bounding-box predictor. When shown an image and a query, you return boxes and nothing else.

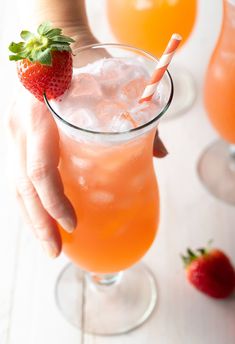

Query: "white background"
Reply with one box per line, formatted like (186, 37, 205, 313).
(1, 1, 235, 343)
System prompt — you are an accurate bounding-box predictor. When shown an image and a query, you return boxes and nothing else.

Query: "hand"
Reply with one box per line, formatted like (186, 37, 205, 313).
(7, 22, 98, 258)
(8, 91, 77, 258)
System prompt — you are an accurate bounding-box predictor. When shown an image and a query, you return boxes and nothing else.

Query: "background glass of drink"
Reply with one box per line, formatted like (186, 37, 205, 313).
(106, 0, 197, 119)
(44, 44, 173, 335)
(198, 0, 235, 205)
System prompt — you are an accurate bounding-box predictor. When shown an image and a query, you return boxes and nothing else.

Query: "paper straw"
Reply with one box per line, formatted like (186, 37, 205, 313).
(121, 111, 138, 128)
(139, 33, 182, 103)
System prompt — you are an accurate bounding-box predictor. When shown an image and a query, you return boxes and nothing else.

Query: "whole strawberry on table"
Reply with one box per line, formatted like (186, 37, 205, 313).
(182, 243, 235, 299)
(8, 21, 74, 101)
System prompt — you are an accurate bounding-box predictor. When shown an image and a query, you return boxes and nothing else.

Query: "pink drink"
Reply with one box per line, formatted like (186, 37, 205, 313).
(50, 56, 168, 273)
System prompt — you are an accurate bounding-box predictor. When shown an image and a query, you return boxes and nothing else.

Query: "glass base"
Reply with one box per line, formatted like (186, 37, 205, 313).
(164, 66, 196, 120)
(55, 262, 157, 336)
(197, 140, 235, 205)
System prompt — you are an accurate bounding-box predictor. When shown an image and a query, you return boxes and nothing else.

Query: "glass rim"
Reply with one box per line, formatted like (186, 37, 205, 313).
(44, 43, 174, 137)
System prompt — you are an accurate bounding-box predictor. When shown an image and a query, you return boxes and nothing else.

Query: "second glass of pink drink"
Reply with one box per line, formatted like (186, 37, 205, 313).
(45, 44, 173, 335)
(106, 0, 197, 119)
(198, 0, 235, 205)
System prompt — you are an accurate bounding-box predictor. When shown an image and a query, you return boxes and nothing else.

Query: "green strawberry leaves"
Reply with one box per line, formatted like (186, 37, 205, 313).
(9, 42, 24, 54)
(9, 21, 74, 66)
(33, 48, 52, 65)
(46, 28, 63, 39)
(52, 35, 74, 43)
(20, 30, 34, 41)
(181, 240, 213, 268)
(181, 248, 197, 267)
(50, 44, 72, 52)
(37, 21, 54, 35)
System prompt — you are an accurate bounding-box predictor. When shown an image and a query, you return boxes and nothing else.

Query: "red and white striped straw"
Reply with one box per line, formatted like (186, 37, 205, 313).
(139, 33, 182, 103)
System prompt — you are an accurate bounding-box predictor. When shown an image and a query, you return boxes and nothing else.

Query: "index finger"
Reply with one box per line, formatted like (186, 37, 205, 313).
(26, 100, 77, 233)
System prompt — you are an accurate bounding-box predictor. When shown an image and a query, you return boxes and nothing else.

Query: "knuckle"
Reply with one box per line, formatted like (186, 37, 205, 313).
(16, 177, 37, 199)
(28, 162, 51, 182)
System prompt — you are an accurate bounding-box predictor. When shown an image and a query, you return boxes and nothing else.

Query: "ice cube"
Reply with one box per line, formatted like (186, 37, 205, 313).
(65, 108, 98, 130)
(109, 114, 134, 132)
(130, 173, 148, 191)
(77, 176, 88, 190)
(90, 191, 114, 204)
(100, 58, 132, 80)
(69, 73, 102, 102)
(95, 100, 128, 129)
(99, 58, 134, 94)
(71, 156, 93, 170)
(120, 77, 147, 101)
(130, 101, 160, 125)
(128, 63, 150, 80)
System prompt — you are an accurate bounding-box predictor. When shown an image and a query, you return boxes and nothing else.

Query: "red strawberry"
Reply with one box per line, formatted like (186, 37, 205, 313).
(9, 21, 74, 101)
(182, 245, 235, 299)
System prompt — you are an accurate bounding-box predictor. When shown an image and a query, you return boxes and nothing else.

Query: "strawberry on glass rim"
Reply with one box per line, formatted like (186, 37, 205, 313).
(8, 21, 74, 101)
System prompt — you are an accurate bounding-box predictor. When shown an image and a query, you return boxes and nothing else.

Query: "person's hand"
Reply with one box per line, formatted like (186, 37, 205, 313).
(7, 91, 77, 258)
(6, 21, 99, 258)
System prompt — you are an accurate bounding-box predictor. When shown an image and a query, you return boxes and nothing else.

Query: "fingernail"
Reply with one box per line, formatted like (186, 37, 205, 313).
(58, 217, 76, 233)
(41, 241, 58, 258)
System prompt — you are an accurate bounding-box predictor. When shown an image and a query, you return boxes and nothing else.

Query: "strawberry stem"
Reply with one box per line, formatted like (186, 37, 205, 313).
(27, 36, 49, 51)
(181, 242, 214, 268)
(187, 248, 196, 258)
(197, 248, 206, 255)
(8, 21, 74, 66)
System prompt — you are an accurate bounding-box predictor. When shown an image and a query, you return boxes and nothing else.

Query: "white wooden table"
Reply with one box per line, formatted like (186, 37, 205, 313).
(1, 1, 235, 343)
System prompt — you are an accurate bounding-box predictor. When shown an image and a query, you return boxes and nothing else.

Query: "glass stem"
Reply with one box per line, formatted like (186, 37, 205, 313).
(87, 272, 123, 288)
(229, 144, 235, 171)
(229, 144, 235, 159)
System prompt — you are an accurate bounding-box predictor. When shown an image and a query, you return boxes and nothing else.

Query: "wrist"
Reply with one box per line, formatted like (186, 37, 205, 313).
(70, 25, 98, 48)
(42, 21, 98, 48)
